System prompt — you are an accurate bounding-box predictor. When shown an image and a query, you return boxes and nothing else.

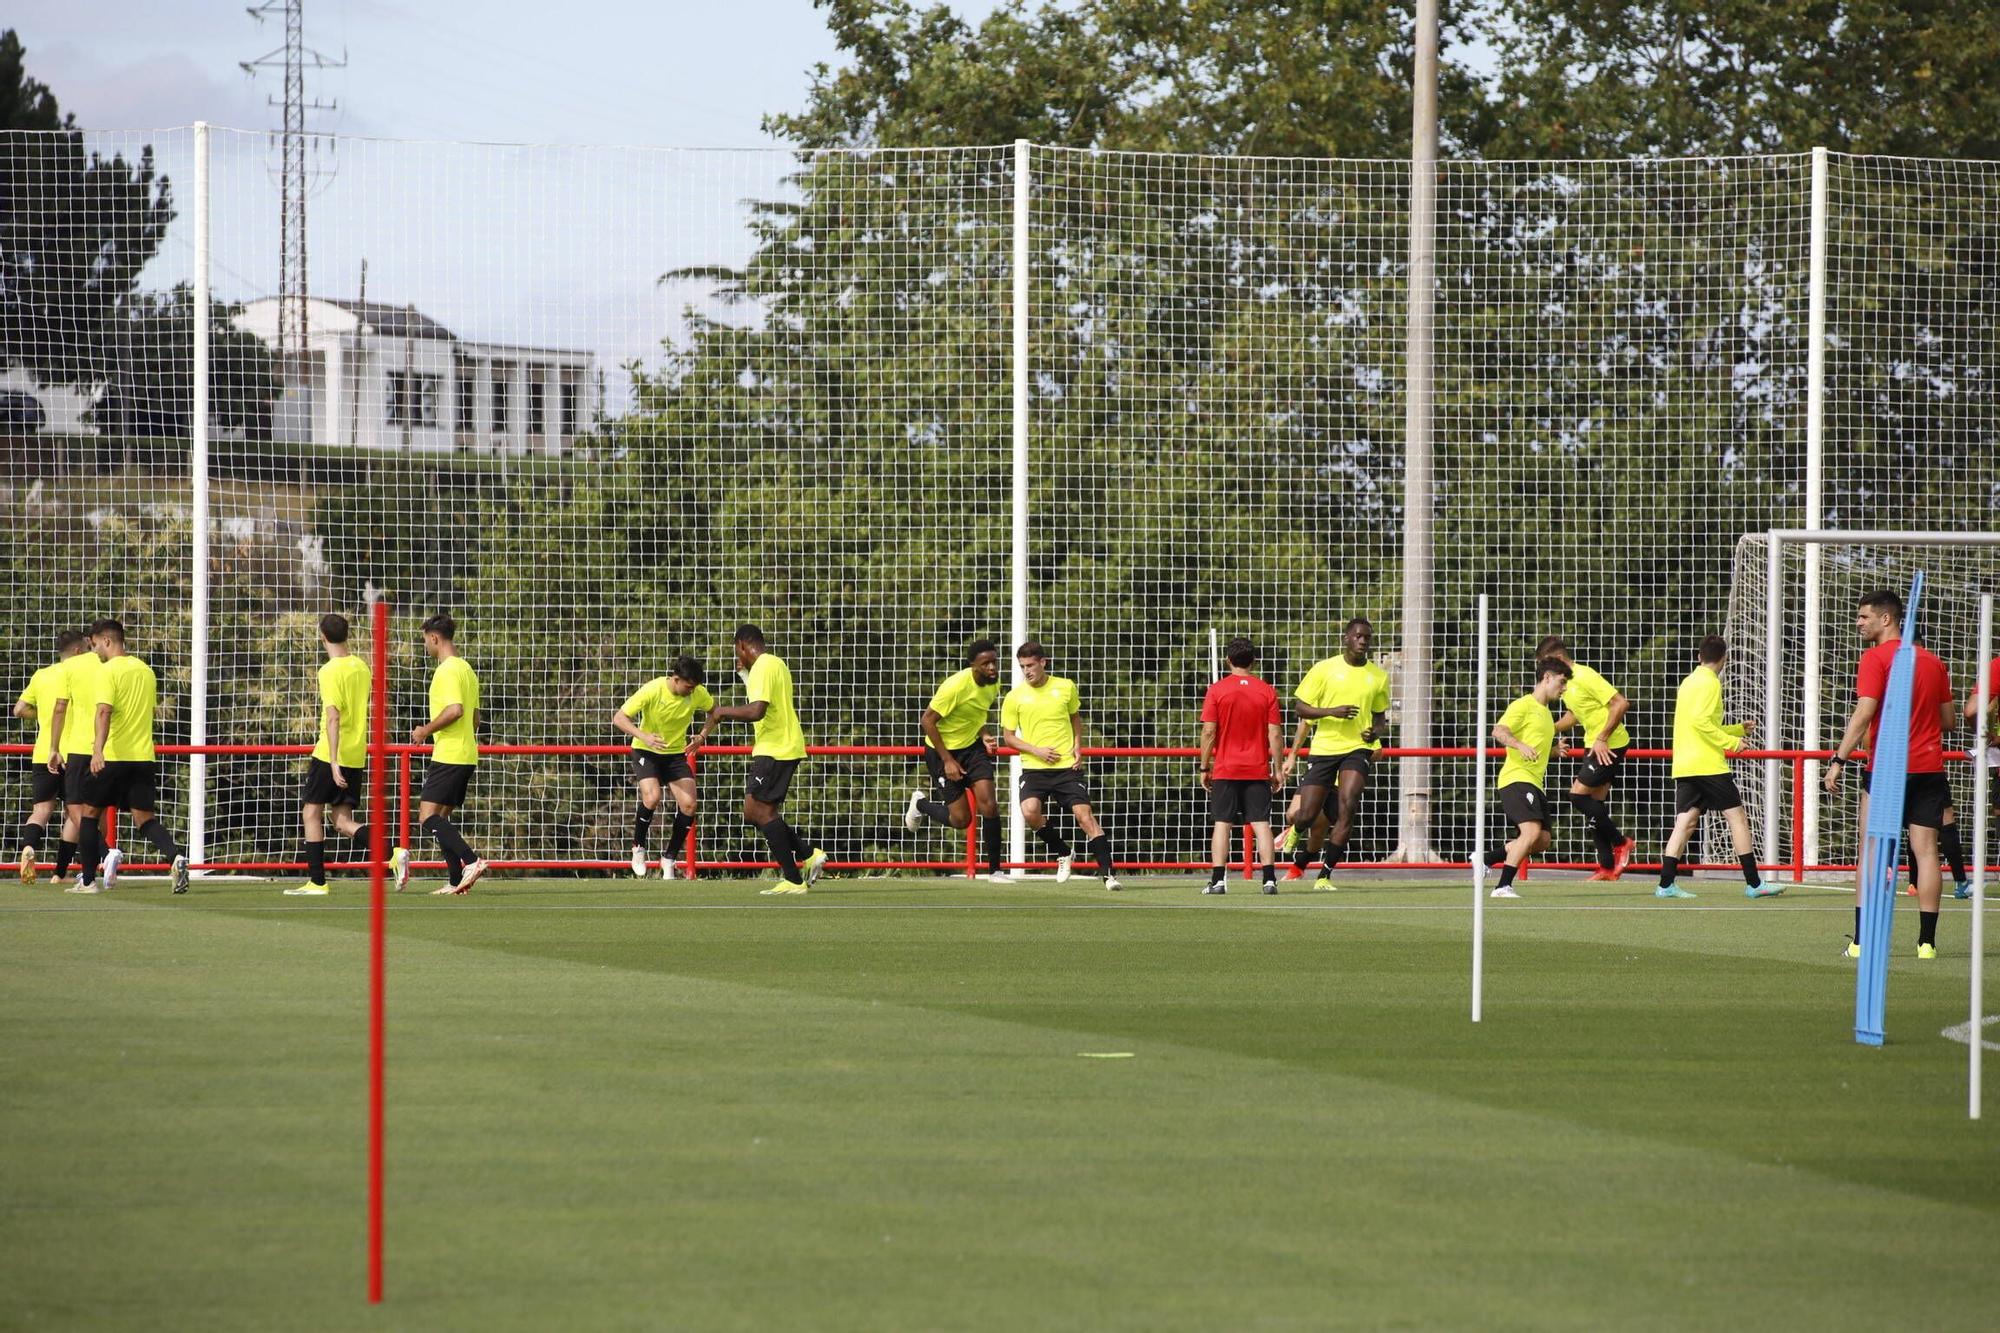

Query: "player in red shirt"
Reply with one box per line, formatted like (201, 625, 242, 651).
(1824, 588, 1957, 959)
(1198, 638, 1282, 895)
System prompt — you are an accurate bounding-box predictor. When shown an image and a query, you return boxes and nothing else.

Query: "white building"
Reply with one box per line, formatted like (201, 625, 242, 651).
(232, 296, 598, 453)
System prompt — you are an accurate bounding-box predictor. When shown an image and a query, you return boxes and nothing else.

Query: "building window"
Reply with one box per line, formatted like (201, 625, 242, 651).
(490, 361, 511, 433)
(526, 372, 545, 438)
(455, 355, 477, 432)
(560, 370, 580, 437)
(386, 371, 440, 427)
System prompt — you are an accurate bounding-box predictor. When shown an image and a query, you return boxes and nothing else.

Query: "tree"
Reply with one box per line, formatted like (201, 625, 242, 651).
(90, 285, 279, 439)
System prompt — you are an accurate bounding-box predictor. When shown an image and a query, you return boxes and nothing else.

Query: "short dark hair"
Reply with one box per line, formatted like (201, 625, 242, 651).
(421, 613, 456, 640)
(669, 654, 706, 686)
(90, 618, 125, 643)
(1016, 640, 1048, 660)
(966, 638, 999, 663)
(734, 624, 765, 649)
(1535, 656, 1572, 684)
(320, 613, 350, 644)
(56, 628, 85, 652)
(1860, 589, 1904, 621)
(1225, 636, 1257, 667)
(1535, 634, 1569, 659)
(1344, 617, 1371, 633)
(1698, 635, 1729, 664)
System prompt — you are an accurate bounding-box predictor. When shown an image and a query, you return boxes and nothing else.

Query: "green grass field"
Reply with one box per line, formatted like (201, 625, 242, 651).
(4, 869, 1998, 1330)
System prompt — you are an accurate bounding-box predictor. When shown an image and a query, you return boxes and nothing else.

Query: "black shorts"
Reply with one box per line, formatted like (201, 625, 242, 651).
(62, 755, 92, 806)
(419, 761, 477, 808)
(632, 750, 694, 786)
(73, 760, 159, 813)
(1500, 782, 1548, 829)
(923, 741, 995, 805)
(1674, 774, 1743, 815)
(1299, 751, 1373, 791)
(1021, 768, 1091, 813)
(300, 757, 365, 807)
(27, 758, 62, 805)
(1860, 768, 1952, 830)
(1208, 777, 1273, 825)
(745, 756, 801, 805)
(1573, 744, 1629, 790)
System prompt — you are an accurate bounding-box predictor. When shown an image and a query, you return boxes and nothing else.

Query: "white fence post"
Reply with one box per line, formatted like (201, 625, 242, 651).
(1009, 138, 1030, 873)
(189, 121, 211, 870)
(1801, 145, 1829, 874)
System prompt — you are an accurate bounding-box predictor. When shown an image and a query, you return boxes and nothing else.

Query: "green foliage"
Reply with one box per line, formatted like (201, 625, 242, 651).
(90, 286, 280, 438)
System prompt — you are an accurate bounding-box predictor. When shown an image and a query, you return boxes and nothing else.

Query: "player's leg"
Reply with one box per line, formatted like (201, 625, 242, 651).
(53, 798, 79, 882)
(1723, 806, 1779, 897)
(660, 773, 698, 878)
(631, 761, 664, 877)
(20, 780, 55, 882)
(1907, 777, 1947, 955)
(1071, 798, 1116, 889)
(743, 787, 801, 886)
(1491, 819, 1541, 898)
(1206, 817, 1233, 893)
(1022, 786, 1073, 878)
(1288, 772, 1331, 873)
(419, 774, 486, 893)
(301, 800, 329, 889)
(1936, 802, 1971, 898)
(911, 746, 965, 829)
(1315, 761, 1367, 889)
(72, 801, 105, 891)
(1250, 817, 1277, 893)
(971, 777, 1005, 879)
(1656, 806, 1700, 896)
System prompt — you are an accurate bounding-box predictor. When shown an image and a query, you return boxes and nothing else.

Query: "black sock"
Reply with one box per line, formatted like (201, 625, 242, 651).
(633, 802, 656, 848)
(1088, 834, 1115, 879)
(759, 820, 801, 882)
(666, 811, 694, 858)
(54, 839, 76, 880)
(1920, 909, 1939, 947)
(1291, 825, 1313, 870)
(1941, 823, 1968, 883)
(1482, 845, 1510, 869)
(1321, 840, 1346, 872)
(442, 848, 464, 887)
(1739, 853, 1760, 886)
(918, 798, 952, 825)
(1497, 862, 1519, 888)
(1208, 864, 1226, 885)
(1034, 824, 1071, 858)
(1260, 862, 1276, 883)
(781, 821, 814, 860)
(305, 840, 326, 884)
(982, 815, 1003, 874)
(1659, 855, 1679, 888)
(1570, 794, 1611, 867)
(140, 819, 179, 862)
(20, 821, 45, 851)
(77, 821, 102, 885)
(422, 813, 478, 867)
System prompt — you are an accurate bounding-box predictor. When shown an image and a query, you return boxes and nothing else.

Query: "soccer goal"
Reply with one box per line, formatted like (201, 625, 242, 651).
(1724, 529, 2000, 876)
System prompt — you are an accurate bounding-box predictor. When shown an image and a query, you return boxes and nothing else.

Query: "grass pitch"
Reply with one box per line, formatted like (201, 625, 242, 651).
(3, 869, 1998, 1330)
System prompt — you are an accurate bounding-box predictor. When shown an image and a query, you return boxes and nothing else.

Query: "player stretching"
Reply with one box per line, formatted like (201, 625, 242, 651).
(1539, 636, 1635, 879)
(14, 629, 85, 883)
(393, 613, 489, 896)
(1277, 618, 1389, 892)
(44, 626, 105, 887)
(613, 656, 712, 879)
(689, 625, 825, 895)
(1655, 637, 1779, 900)
(288, 614, 371, 897)
(902, 640, 1006, 881)
(1002, 641, 1118, 890)
(1477, 658, 1569, 899)
(73, 620, 188, 894)
(1199, 637, 1281, 895)
(1824, 589, 1955, 959)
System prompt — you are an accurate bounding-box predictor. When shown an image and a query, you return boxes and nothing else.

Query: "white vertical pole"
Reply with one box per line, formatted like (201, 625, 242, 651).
(1472, 594, 1489, 1023)
(1208, 627, 1220, 683)
(1763, 531, 1783, 868)
(1971, 593, 1991, 1121)
(188, 121, 211, 870)
(1801, 146, 1830, 874)
(1009, 138, 1031, 873)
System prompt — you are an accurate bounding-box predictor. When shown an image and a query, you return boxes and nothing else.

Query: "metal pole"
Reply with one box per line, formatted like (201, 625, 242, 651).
(1009, 138, 1031, 873)
(1473, 594, 1488, 1023)
(1394, 0, 1440, 864)
(1971, 594, 1991, 1120)
(1801, 146, 1829, 874)
(1763, 531, 1783, 867)
(189, 121, 211, 869)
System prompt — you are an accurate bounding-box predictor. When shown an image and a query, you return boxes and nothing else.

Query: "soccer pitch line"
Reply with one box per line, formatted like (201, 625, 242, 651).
(0, 898, 1947, 915)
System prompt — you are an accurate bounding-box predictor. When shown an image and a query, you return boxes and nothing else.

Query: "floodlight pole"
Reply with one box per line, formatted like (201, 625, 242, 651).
(1009, 138, 1031, 873)
(1472, 594, 1488, 1023)
(1972, 594, 1991, 1120)
(189, 122, 211, 869)
(1801, 147, 1829, 872)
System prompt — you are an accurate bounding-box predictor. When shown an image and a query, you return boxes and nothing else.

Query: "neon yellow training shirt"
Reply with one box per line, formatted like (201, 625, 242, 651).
(59, 651, 103, 757)
(1001, 676, 1080, 770)
(428, 655, 481, 766)
(620, 678, 715, 754)
(17, 661, 68, 766)
(1294, 655, 1391, 755)
(744, 653, 806, 760)
(1563, 662, 1631, 749)
(98, 655, 158, 763)
(925, 667, 999, 751)
(1495, 692, 1555, 790)
(1670, 666, 1745, 778)
(314, 654, 372, 768)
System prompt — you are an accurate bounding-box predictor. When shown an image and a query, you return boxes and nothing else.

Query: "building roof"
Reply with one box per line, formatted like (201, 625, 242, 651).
(319, 299, 457, 341)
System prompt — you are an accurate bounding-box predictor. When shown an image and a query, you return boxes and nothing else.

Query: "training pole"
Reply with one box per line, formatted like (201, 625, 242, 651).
(1472, 594, 1488, 1023)
(1973, 594, 1992, 1120)
(369, 598, 389, 1301)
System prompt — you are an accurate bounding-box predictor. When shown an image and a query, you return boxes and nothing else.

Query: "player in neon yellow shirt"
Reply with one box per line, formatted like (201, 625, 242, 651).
(1001, 640, 1119, 890)
(74, 618, 187, 894)
(393, 613, 489, 895)
(45, 627, 104, 886)
(689, 625, 826, 894)
(1538, 636, 1635, 880)
(1477, 657, 1570, 899)
(902, 639, 1006, 880)
(1277, 617, 1390, 891)
(612, 655, 713, 879)
(12, 628, 87, 884)
(1654, 636, 1778, 900)
(288, 613, 373, 896)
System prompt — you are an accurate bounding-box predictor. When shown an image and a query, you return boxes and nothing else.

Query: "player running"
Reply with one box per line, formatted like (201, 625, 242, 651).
(44, 626, 105, 888)
(688, 625, 825, 895)
(1277, 618, 1389, 892)
(613, 655, 712, 879)
(902, 639, 1007, 882)
(289, 614, 372, 897)
(14, 629, 85, 884)
(1654, 636, 1778, 900)
(1824, 589, 1956, 959)
(1538, 636, 1636, 879)
(1477, 658, 1570, 900)
(1198, 637, 1281, 895)
(73, 620, 188, 894)
(1002, 641, 1119, 890)
(393, 613, 490, 896)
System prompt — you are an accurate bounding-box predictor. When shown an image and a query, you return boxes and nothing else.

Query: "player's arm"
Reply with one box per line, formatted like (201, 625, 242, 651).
(1293, 698, 1341, 720)
(1265, 721, 1283, 789)
(612, 707, 666, 752)
(412, 701, 463, 745)
(92, 698, 113, 774)
(691, 699, 766, 753)
(12, 693, 33, 720)
(1278, 719, 1312, 780)
(1823, 697, 1879, 792)
(325, 704, 349, 789)
(1069, 713, 1085, 769)
(1002, 724, 1058, 766)
(45, 697, 67, 771)
(921, 707, 965, 781)
(1363, 707, 1389, 745)
(1589, 693, 1629, 763)
(1491, 721, 1536, 761)
(1197, 719, 1217, 788)
(1552, 709, 1578, 733)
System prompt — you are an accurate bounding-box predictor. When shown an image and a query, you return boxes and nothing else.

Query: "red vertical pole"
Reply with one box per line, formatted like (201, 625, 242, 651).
(1791, 754, 1806, 883)
(368, 598, 388, 1304)
(102, 807, 118, 849)
(1242, 824, 1253, 880)
(964, 817, 977, 879)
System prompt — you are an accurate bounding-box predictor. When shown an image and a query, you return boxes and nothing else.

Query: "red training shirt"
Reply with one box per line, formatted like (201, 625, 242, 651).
(1201, 672, 1281, 780)
(1855, 639, 1953, 774)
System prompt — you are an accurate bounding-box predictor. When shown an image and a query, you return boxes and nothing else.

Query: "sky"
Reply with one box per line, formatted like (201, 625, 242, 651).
(11, 0, 1009, 409)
